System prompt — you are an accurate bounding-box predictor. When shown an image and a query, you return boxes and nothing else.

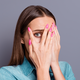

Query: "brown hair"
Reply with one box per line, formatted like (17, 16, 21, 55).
(8, 5, 56, 66)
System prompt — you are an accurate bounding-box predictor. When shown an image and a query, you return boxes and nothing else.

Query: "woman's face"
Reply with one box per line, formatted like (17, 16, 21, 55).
(21, 16, 55, 54)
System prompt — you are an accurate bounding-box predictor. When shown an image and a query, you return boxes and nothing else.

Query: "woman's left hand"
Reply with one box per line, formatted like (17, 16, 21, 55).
(50, 24, 66, 80)
(50, 23, 61, 65)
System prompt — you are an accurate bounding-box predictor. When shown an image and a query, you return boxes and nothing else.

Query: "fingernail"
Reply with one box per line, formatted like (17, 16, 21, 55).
(52, 23, 55, 26)
(51, 33, 53, 37)
(28, 27, 31, 32)
(52, 23, 55, 29)
(49, 27, 52, 32)
(29, 40, 31, 45)
(46, 24, 49, 29)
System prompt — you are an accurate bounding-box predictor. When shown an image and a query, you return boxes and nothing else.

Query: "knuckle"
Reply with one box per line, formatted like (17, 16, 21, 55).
(39, 47, 42, 52)
(30, 35, 33, 40)
(59, 35, 60, 38)
(39, 46, 44, 52)
(42, 31, 47, 39)
(31, 39, 35, 44)
(47, 38, 51, 42)
(60, 45, 61, 49)
(58, 44, 61, 49)
(34, 47, 37, 52)
(39, 44, 43, 49)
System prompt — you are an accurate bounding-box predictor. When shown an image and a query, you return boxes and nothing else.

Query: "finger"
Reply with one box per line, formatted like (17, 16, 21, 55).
(52, 23, 55, 30)
(54, 26, 61, 49)
(50, 23, 55, 47)
(28, 39, 32, 57)
(52, 31, 55, 47)
(45, 24, 53, 48)
(49, 31, 54, 50)
(28, 27, 35, 45)
(56, 26, 61, 48)
(55, 26, 60, 40)
(53, 26, 58, 48)
(55, 26, 60, 43)
(28, 40, 35, 65)
(40, 24, 49, 46)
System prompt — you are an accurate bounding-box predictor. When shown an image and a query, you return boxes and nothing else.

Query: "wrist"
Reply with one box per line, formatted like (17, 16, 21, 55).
(36, 66, 49, 73)
(36, 67, 50, 80)
(50, 61, 60, 73)
(51, 61, 59, 67)
(51, 62, 65, 80)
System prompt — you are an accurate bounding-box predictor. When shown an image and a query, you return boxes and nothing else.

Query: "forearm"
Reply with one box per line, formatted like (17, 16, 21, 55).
(36, 67, 50, 80)
(51, 62, 65, 80)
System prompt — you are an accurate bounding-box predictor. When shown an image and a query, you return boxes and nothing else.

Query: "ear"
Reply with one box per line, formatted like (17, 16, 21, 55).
(21, 38, 24, 44)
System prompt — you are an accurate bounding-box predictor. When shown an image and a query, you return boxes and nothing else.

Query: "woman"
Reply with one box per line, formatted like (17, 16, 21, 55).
(0, 5, 75, 80)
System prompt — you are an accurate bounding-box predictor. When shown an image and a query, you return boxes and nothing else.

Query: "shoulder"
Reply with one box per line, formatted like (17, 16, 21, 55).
(59, 61, 76, 80)
(59, 61, 70, 70)
(0, 65, 23, 80)
(0, 65, 30, 80)
(0, 66, 16, 80)
(59, 61, 71, 75)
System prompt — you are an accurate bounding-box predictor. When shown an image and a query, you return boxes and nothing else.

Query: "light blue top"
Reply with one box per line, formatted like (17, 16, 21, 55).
(0, 56, 76, 80)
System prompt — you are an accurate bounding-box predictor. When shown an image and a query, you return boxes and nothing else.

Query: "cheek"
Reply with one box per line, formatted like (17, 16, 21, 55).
(34, 37, 41, 43)
(24, 37, 41, 53)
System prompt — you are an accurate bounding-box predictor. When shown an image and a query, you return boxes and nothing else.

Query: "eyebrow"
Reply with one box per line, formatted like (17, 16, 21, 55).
(32, 29, 44, 32)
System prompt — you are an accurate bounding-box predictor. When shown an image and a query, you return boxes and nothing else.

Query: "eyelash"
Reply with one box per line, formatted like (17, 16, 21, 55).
(34, 32, 42, 38)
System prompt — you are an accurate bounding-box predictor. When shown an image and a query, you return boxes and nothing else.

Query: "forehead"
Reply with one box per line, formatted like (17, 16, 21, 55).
(28, 16, 55, 31)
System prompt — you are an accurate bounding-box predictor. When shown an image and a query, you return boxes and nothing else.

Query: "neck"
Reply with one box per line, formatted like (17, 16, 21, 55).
(25, 48, 34, 66)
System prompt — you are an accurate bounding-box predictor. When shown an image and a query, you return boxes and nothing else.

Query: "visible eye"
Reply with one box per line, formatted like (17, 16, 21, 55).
(34, 33, 42, 38)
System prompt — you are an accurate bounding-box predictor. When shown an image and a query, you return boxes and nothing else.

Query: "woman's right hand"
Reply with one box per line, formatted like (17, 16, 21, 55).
(28, 24, 54, 71)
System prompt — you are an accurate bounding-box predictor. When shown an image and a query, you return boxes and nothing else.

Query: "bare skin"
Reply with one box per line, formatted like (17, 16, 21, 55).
(21, 16, 65, 80)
